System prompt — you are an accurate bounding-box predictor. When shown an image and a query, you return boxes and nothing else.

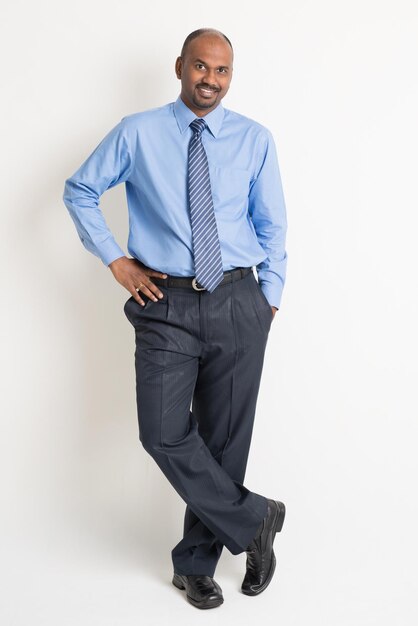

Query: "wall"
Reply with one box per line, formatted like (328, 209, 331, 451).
(1, 1, 417, 624)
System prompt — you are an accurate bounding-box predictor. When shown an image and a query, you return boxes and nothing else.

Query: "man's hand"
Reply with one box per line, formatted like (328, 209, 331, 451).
(271, 306, 278, 319)
(108, 256, 168, 306)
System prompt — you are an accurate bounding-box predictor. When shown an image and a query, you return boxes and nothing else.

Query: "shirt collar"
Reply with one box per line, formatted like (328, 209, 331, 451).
(173, 94, 225, 138)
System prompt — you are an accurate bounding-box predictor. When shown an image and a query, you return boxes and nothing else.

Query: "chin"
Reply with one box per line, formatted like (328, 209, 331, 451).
(195, 95, 219, 106)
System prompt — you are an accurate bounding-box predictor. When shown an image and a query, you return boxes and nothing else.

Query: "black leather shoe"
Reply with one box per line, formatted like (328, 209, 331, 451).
(172, 573, 224, 609)
(241, 499, 286, 596)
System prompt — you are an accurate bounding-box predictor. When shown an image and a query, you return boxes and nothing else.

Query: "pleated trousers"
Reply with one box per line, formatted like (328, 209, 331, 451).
(123, 266, 273, 577)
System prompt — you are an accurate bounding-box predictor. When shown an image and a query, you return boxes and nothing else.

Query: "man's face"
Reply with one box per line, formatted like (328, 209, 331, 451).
(175, 35, 233, 116)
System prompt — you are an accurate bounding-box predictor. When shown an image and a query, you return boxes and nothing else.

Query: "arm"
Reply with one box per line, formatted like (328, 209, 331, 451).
(63, 118, 168, 305)
(62, 117, 133, 266)
(248, 128, 288, 310)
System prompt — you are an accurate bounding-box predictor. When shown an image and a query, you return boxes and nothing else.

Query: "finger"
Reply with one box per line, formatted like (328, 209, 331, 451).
(132, 282, 159, 304)
(131, 285, 146, 306)
(131, 278, 152, 306)
(145, 269, 168, 279)
(135, 277, 164, 300)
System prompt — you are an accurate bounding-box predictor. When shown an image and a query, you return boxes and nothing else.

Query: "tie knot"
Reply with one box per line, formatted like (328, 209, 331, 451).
(190, 118, 207, 136)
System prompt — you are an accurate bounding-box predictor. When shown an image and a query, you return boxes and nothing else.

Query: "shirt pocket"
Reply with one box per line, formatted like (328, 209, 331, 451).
(210, 166, 252, 213)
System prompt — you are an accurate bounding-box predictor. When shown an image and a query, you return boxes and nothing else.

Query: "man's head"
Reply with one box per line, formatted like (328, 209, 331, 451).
(175, 28, 234, 117)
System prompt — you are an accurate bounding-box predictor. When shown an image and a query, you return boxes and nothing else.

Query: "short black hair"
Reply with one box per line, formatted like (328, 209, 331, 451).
(180, 28, 233, 60)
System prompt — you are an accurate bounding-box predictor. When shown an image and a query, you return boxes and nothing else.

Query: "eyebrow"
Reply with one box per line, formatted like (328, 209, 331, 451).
(193, 58, 230, 69)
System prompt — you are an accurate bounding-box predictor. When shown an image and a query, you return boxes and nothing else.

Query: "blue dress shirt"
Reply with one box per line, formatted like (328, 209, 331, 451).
(63, 95, 288, 308)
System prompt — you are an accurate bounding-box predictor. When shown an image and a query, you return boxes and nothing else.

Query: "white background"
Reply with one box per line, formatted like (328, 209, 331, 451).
(1, 1, 417, 624)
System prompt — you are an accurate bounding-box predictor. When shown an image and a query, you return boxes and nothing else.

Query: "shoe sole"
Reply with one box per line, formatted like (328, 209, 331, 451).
(274, 500, 286, 533)
(241, 500, 286, 596)
(172, 574, 224, 609)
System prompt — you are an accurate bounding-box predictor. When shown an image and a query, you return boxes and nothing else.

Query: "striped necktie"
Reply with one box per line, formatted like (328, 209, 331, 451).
(187, 117, 224, 292)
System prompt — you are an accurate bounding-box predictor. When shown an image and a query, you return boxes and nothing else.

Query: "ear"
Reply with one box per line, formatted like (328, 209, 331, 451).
(175, 56, 182, 79)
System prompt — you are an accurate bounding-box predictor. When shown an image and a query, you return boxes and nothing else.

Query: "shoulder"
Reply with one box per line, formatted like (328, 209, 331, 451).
(117, 101, 173, 133)
(222, 107, 275, 157)
(222, 106, 273, 142)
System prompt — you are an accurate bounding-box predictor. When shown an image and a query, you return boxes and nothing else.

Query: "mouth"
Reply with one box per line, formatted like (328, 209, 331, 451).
(196, 86, 218, 98)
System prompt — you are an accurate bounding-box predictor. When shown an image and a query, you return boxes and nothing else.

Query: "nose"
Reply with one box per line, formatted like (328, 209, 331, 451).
(206, 68, 218, 87)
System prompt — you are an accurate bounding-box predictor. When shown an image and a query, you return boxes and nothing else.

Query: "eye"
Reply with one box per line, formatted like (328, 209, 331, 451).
(218, 68, 228, 74)
(196, 63, 205, 69)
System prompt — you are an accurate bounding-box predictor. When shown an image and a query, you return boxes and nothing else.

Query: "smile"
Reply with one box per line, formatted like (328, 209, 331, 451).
(197, 87, 217, 97)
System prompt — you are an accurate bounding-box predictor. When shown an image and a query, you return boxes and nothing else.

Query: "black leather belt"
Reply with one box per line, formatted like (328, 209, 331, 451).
(153, 266, 253, 291)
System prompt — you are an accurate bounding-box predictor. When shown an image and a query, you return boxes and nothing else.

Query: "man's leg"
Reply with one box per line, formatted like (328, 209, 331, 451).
(171, 269, 273, 576)
(123, 273, 269, 568)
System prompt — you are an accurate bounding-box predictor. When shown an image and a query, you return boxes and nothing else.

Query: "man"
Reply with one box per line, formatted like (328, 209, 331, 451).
(63, 27, 288, 610)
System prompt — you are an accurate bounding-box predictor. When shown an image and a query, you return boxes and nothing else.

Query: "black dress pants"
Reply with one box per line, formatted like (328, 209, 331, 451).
(123, 266, 273, 577)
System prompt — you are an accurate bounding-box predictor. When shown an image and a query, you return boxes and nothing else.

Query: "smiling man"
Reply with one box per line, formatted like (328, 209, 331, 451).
(63, 27, 288, 609)
(178, 46, 228, 112)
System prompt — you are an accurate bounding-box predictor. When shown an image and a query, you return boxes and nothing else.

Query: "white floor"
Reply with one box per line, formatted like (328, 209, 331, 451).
(2, 482, 412, 626)
(3, 518, 293, 625)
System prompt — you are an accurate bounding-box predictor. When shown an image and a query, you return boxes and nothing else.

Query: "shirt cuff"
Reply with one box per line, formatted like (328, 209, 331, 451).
(97, 238, 127, 267)
(259, 281, 283, 310)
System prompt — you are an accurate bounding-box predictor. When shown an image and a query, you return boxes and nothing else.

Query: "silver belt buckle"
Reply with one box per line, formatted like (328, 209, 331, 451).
(192, 277, 206, 291)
